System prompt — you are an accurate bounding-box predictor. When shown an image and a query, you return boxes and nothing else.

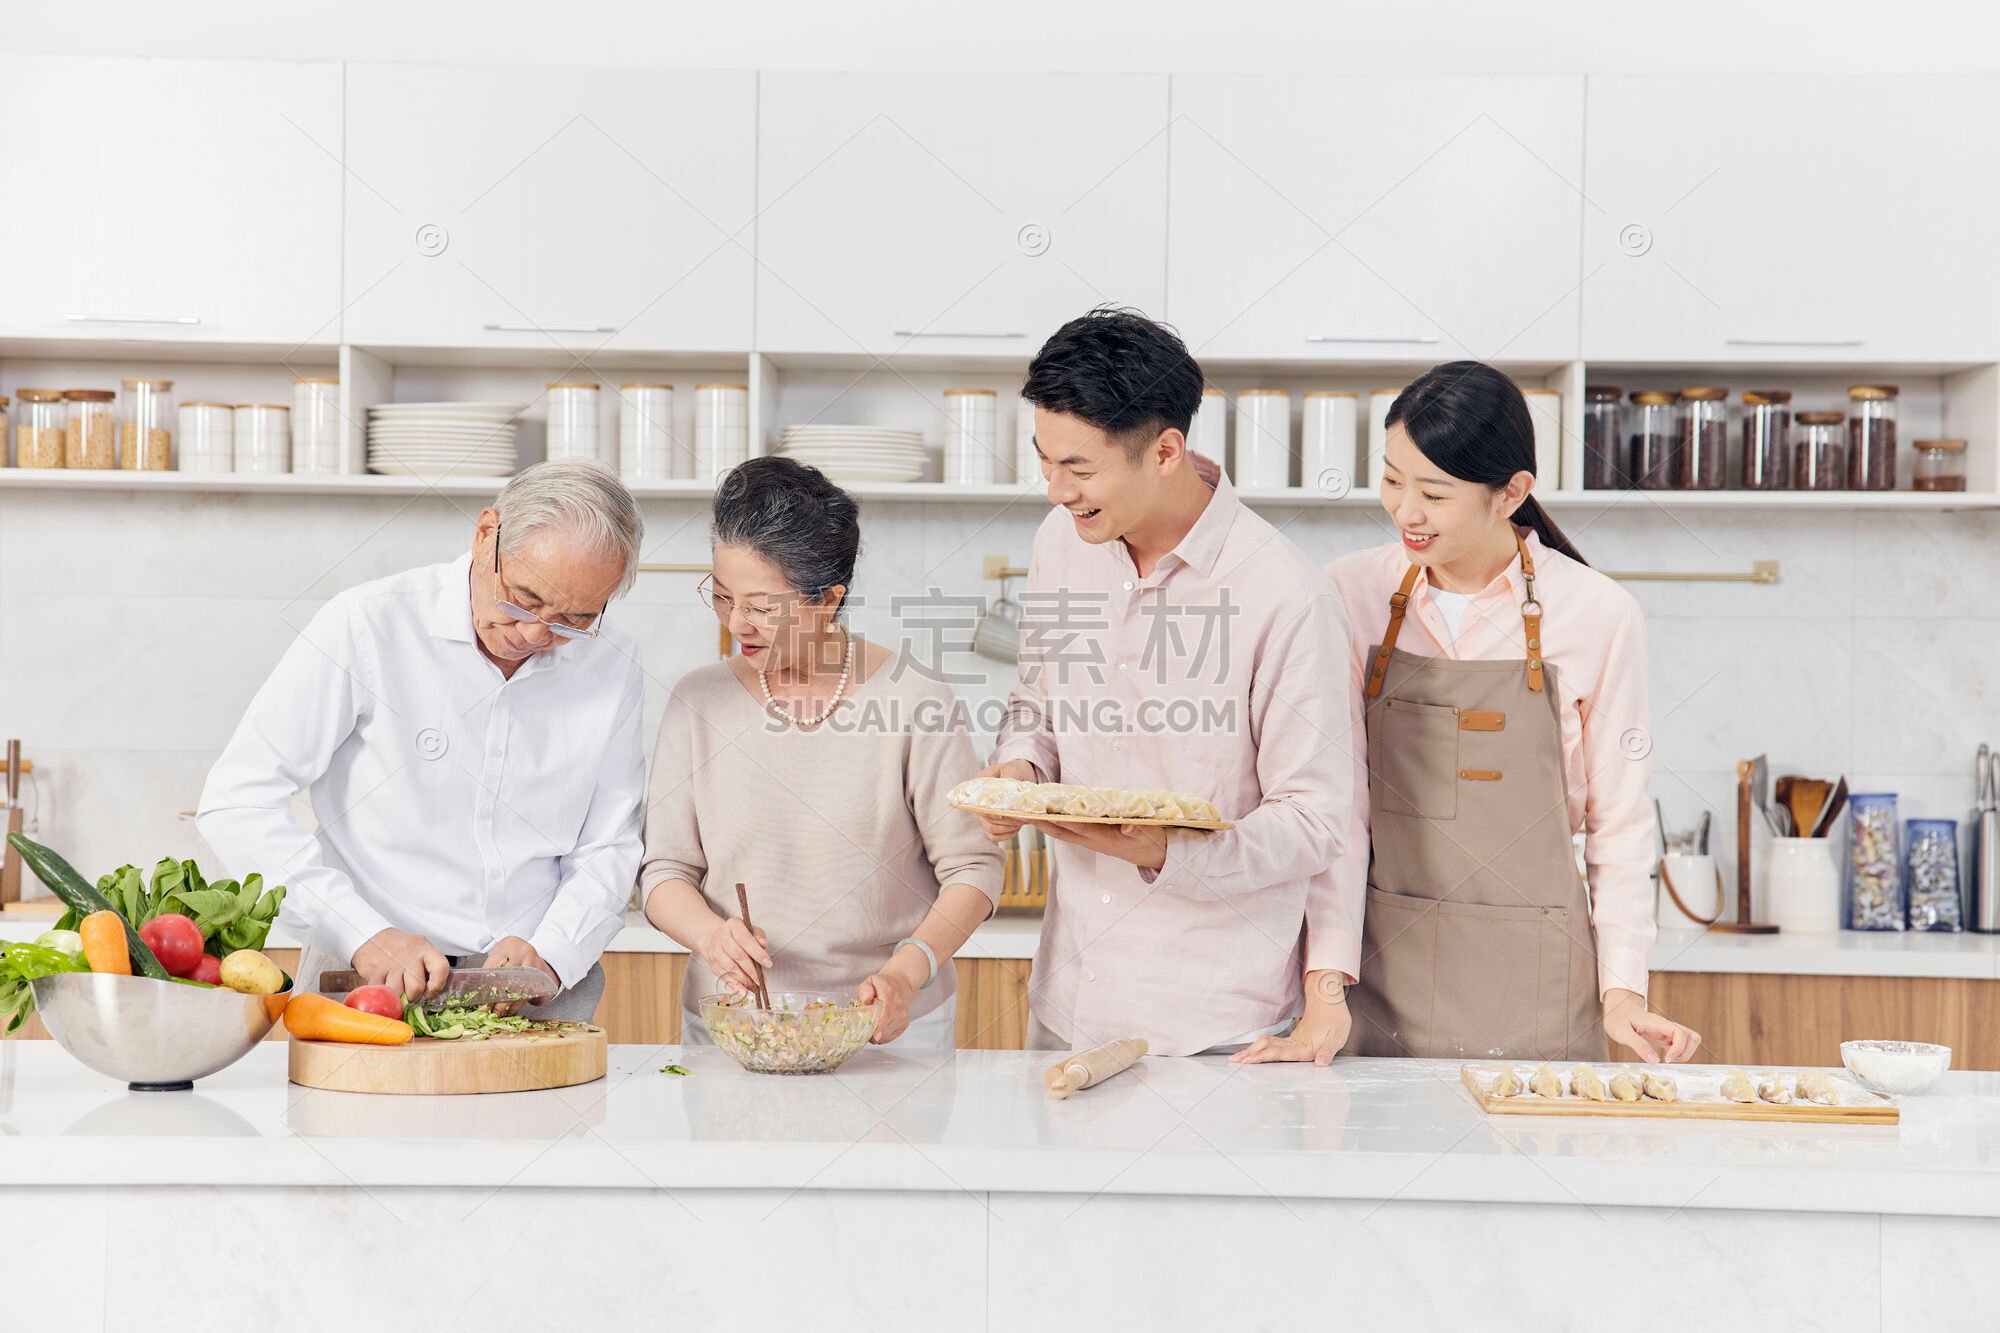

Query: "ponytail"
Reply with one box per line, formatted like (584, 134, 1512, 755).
(1512, 494, 1588, 567)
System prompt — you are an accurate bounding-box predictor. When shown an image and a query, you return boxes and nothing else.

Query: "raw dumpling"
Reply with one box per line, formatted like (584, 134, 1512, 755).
(1065, 788, 1119, 817)
(1183, 795, 1224, 822)
(1609, 1070, 1644, 1102)
(1028, 784, 1090, 815)
(1719, 1069, 1757, 1103)
(1641, 1071, 1679, 1102)
(948, 777, 1037, 812)
(1112, 789, 1168, 819)
(1570, 1065, 1609, 1101)
(1529, 1063, 1564, 1098)
(1756, 1071, 1793, 1105)
(1794, 1071, 1837, 1105)
(1491, 1064, 1522, 1097)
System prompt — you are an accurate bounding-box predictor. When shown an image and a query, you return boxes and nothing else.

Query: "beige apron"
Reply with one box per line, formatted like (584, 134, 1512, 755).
(1343, 533, 1604, 1062)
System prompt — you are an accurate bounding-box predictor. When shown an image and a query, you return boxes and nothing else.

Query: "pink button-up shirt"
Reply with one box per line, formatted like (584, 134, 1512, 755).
(1326, 529, 1657, 998)
(991, 457, 1363, 1056)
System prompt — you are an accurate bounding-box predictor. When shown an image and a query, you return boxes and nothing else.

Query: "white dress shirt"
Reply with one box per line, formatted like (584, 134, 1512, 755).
(196, 554, 646, 987)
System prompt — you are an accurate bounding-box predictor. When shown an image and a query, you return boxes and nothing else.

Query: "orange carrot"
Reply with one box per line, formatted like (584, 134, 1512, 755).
(79, 910, 131, 975)
(283, 991, 412, 1045)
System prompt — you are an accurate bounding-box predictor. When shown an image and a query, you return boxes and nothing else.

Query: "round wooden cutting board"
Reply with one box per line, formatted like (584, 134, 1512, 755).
(287, 1027, 608, 1095)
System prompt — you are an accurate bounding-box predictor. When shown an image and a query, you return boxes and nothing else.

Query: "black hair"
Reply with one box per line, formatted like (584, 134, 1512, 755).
(1385, 361, 1587, 566)
(710, 456, 861, 612)
(1021, 306, 1205, 460)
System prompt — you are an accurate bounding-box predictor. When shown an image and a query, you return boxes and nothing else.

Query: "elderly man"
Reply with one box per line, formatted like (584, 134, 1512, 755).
(197, 461, 647, 1019)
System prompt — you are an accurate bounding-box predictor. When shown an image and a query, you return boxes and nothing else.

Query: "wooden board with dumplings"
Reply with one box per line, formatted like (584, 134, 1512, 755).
(1460, 1061, 1898, 1124)
(948, 777, 1233, 830)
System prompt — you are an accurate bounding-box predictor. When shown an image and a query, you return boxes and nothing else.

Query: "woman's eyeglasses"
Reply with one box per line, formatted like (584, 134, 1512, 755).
(697, 574, 796, 631)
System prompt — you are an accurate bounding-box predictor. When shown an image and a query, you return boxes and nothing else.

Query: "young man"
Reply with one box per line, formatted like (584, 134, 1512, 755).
(973, 308, 1366, 1057)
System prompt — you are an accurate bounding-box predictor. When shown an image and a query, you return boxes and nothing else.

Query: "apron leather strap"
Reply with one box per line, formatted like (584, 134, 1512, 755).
(1517, 530, 1545, 694)
(1366, 563, 1424, 699)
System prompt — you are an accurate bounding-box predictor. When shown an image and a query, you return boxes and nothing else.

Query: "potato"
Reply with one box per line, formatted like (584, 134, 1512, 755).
(219, 949, 285, 996)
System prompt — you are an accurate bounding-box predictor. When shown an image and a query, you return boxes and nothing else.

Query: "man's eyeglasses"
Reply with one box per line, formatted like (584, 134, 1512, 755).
(493, 524, 606, 641)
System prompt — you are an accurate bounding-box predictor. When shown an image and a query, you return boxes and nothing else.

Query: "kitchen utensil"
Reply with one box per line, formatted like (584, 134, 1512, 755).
(1840, 1040, 1951, 1095)
(289, 1024, 606, 1095)
(1460, 1062, 1896, 1124)
(316, 967, 556, 1010)
(1772, 803, 1795, 837)
(1716, 757, 1779, 934)
(1045, 1036, 1149, 1099)
(1774, 774, 1797, 821)
(699, 991, 879, 1075)
(1809, 777, 1849, 837)
(1751, 754, 1777, 835)
(1971, 746, 1999, 932)
(1696, 810, 1713, 854)
(32, 971, 288, 1092)
(2, 740, 23, 905)
(1790, 778, 1833, 838)
(736, 882, 769, 1009)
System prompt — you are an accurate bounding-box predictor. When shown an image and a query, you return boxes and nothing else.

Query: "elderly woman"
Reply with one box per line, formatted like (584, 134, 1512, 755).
(641, 456, 1001, 1048)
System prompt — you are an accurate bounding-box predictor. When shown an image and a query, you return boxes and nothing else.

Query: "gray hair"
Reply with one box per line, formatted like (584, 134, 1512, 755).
(711, 456, 860, 614)
(494, 461, 644, 596)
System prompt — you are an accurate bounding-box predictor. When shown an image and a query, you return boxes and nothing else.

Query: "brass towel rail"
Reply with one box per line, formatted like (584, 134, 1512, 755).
(1602, 560, 1779, 585)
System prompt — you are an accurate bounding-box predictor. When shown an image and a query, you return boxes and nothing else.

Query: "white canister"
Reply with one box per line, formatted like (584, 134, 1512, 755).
(1014, 395, 1039, 485)
(618, 383, 676, 481)
(695, 383, 750, 480)
(1367, 388, 1399, 486)
(1233, 390, 1292, 489)
(1301, 390, 1358, 497)
(233, 404, 290, 474)
(546, 382, 601, 465)
(943, 388, 999, 485)
(1765, 837, 1842, 932)
(178, 402, 234, 472)
(1190, 387, 1228, 469)
(290, 377, 342, 475)
(1656, 852, 1724, 930)
(1522, 388, 1563, 491)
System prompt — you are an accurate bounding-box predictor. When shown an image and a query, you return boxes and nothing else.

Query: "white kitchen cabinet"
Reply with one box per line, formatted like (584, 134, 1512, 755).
(754, 73, 1169, 358)
(1582, 75, 2000, 363)
(342, 63, 755, 354)
(1166, 76, 1585, 364)
(0, 56, 342, 345)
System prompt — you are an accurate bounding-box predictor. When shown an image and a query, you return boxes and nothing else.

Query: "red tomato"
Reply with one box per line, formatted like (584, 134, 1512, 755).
(139, 914, 206, 977)
(343, 985, 404, 1019)
(189, 954, 224, 987)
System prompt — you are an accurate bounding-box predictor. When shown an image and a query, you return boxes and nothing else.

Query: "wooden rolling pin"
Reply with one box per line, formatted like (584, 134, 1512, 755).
(1045, 1036, 1148, 1099)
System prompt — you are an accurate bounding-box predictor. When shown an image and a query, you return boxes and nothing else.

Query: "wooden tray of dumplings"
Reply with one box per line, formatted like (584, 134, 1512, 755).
(1460, 1062, 1898, 1125)
(948, 801, 1233, 831)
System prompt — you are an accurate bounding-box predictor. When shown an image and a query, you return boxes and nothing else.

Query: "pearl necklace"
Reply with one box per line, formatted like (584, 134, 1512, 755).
(758, 627, 853, 730)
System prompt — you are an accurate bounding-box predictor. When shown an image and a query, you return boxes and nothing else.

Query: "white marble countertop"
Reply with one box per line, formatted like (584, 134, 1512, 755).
(11, 905, 2000, 976)
(4, 1042, 1998, 1217)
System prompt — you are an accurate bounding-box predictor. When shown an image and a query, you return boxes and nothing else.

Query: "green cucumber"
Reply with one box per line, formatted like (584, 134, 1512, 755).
(6, 833, 170, 980)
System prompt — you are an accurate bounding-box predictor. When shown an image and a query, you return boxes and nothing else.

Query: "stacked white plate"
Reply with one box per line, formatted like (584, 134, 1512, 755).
(777, 424, 927, 483)
(367, 402, 523, 478)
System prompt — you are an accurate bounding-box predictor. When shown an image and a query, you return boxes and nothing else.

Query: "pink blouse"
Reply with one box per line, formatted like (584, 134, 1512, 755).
(1324, 529, 1657, 999)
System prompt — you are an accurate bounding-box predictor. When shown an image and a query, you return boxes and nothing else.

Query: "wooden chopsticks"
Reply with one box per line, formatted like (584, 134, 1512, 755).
(736, 881, 770, 1009)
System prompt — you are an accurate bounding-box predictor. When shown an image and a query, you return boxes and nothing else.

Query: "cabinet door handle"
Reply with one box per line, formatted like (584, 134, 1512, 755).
(66, 313, 202, 326)
(1723, 338, 1864, 348)
(1304, 334, 1438, 344)
(482, 322, 619, 334)
(892, 330, 1026, 339)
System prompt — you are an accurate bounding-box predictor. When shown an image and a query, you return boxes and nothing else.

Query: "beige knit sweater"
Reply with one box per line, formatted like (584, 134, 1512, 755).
(641, 655, 1003, 1019)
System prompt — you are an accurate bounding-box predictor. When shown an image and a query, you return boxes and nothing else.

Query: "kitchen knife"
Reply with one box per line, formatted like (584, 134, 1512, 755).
(316, 966, 556, 1009)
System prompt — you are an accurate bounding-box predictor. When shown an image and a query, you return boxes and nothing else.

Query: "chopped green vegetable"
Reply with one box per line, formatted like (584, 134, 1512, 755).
(402, 997, 587, 1041)
(0, 941, 91, 1034)
(33, 929, 82, 956)
(658, 1064, 692, 1077)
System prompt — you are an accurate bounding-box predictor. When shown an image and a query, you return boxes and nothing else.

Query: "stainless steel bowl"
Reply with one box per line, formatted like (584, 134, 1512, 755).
(31, 971, 288, 1092)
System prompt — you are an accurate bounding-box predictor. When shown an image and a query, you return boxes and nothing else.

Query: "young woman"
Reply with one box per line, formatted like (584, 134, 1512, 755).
(640, 457, 1001, 1049)
(1237, 362, 1700, 1067)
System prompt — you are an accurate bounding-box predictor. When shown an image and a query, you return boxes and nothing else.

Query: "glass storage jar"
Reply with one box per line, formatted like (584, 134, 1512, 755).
(64, 388, 116, 468)
(1628, 390, 1678, 489)
(1794, 411, 1845, 490)
(1677, 386, 1729, 489)
(15, 388, 66, 467)
(1740, 389, 1792, 490)
(1846, 793, 1904, 931)
(1911, 438, 1966, 492)
(1582, 385, 1623, 489)
(119, 377, 174, 470)
(1904, 818, 1962, 932)
(0, 396, 8, 466)
(1847, 384, 1898, 491)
